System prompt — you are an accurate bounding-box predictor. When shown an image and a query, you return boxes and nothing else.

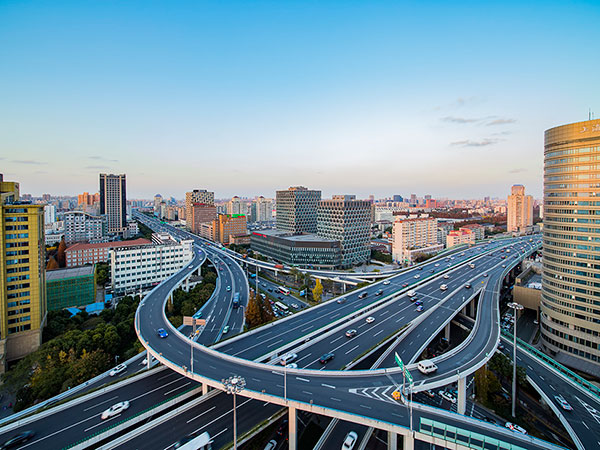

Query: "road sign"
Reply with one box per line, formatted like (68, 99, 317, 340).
(395, 352, 404, 371)
(405, 370, 413, 384)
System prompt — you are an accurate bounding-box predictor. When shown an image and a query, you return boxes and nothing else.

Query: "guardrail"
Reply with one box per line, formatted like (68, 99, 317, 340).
(500, 329, 600, 401)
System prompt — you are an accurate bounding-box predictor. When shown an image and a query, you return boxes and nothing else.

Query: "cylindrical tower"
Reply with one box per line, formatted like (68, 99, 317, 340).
(542, 118, 600, 368)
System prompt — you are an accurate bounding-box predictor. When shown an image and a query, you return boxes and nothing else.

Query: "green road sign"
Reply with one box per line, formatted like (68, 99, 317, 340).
(395, 352, 404, 371)
(406, 370, 413, 384)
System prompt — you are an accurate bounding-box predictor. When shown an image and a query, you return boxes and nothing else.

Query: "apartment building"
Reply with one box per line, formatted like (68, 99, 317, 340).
(99, 174, 127, 235)
(392, 217, 440, 263)
(65, 238, 151, 267)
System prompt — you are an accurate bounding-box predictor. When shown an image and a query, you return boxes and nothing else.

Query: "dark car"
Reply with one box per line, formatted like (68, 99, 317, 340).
(336, 298, 347, 304)
(402, 283, 408, 287)
(415, 300, 423, 306)
(319, 352, 335, 364)
(375, 289, 383, 296)
(1, 431, 35, 449)
(345, 329, 357, 338)
(277, 419, 288, 436)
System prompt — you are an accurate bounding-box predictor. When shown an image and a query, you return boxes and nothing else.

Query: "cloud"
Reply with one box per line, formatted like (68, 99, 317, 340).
(89, 156, 119, 162)
(85, 165, 110, 169)
(11, 160, 46, 165)
(441, 116, 481, 124)
(487, 118, 517, 126)
(508, 168, 527, 174)
(450, 138, 499, 147)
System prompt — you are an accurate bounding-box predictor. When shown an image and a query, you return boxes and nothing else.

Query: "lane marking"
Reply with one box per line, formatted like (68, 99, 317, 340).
(345, 345, 359, 355)
(296, 377, 310, 383)
(164, 381, 191, 396)
(322, 383, 336, 389)
(83, 395, 119, 412)
(331, 397, 341, 402)
(186, 406, 217, 423)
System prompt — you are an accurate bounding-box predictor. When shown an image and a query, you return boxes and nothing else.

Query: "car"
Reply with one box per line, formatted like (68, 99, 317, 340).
(430, 269, 435, 273)
(505, 422, 527, 434)
(286, 363, 298, 369)
(425, 389, 436, 398)
(375, 289, 383, 296)
(383, 280, 390, 285)
(188, 265, 193, 269)
(291, 303, 299, 309)
(109, 363, 127, 377)
(417, 360, 438, 374)
(443, 274, 449, 279)
(264, 440, 277, 450)
(157, 328, 168, 338)
(414, 274, 420, 279)
(342, 431, 358, 450)
(439, 391, 457, 404)
(1, 430, 35, 449)
(418, 266, 423, 270)
(410, 296, 417, 302)
(415, 300, 423, 306)
(268, 288, 273, 292)
(345, 329, 357, 338)
(358, 292, 368, 299)
(101, 401, 130, 420)
(223, 325, 230, 334)
(502, 264, 506, 268)
(498, 342, 505, 351)
(554, 395, 573, 411)
(280, 353, 298, 365)
(533, 319, 539, 325)
(337, 298, 347, 304)
(276, 419, 288, 436)
(440, 284, 448, 291)
(465, 283, 471, 289)
(319, 352, 335, 364)
(483, 273, 488, 277)
(416, 305, 424, 312)
(365, 316, 375, 324)
(402, 283, 408, 287)
(434, 263, 440, 267)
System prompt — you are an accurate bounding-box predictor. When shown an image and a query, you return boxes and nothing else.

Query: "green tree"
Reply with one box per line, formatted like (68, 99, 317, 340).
(474, 367, 489, 403)
(56, 237, 67, 267)
(245, 292, 262, 328)
(312, 279, 323, 303)
(488, 352, 512, 382)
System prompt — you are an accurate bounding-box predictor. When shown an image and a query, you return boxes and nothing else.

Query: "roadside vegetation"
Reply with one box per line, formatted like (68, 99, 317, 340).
(166, 264, 217, 328)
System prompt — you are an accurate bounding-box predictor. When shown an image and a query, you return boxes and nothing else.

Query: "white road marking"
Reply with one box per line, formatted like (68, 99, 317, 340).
(83, 395, 119, 412)
(296, 377, 310, 382)
(322, 383, 336, 389)
(330, 336, 343, 344)
(186, 406, 217, 423)
(331, 397, 341, 401)
(374, 330, 384, 337)
(164, 381, 191, 396)
(582, 421, 589, 430)
(345, 345, 359, 355)
(191, 399, 252, 435)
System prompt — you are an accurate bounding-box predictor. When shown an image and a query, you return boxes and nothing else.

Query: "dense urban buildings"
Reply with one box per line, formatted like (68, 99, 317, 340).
(507, 184, 533, 233)
(63, 211, 104, 244)
(446, 228, 475, 248)
(227, 196, 244, 216)
(317, 195, 371, 267)
(189, 203, 217, 234)
(250, 196, 273, 223)
(212, 214, 248, 245)
(0, 175, 47, 369)
(392, 217, 442, 264)
(250, 229, 341, 268)
(542, 118, 600, 371)
(185, 189, 214, 226)
(99, 173, 127, 235)
(46, 266, 96, 311)
(110, 234, 194, 295)
(276, 186, 321, 233)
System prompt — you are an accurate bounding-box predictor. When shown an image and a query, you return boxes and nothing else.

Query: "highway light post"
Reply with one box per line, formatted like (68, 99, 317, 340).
(222, 375, 246, 449)
(507, 302, 524, 418)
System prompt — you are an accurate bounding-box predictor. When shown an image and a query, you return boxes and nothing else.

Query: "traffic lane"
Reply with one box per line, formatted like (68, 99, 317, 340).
(5, 370, 196, 450)
(113, 394, 281, 450)
(500, 342, 600, 447)
(323, 420, 367, 450)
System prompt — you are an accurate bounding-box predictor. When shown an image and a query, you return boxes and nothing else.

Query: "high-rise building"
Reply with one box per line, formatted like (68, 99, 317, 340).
(44, 204, 55, 224)
(190, 203, 217, 234)
(99, 173, 127, 235)
(317, 195, 371, 268)
(185, 189, 214, 226)
(64, 211, 104, 244)
(78, 192, 100, 206)
(542, 118, 600, 371)
(227, 196, 244, 215)
(507, 185, 533, 233)
(392, 217, 442, 263)
(393, 195, 403, 202)
(0, 175, 46, 369)
(252, 196, 273, 223)
(153, 194, 163, 216)
(212, 214, 247, 245)
(276, 186, 321, 233)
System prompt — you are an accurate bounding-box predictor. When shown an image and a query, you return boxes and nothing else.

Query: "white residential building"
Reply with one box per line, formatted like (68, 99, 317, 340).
(110, 239, 194, 294)
(64, 211, 104, 244)
(392, 217, 440, 263)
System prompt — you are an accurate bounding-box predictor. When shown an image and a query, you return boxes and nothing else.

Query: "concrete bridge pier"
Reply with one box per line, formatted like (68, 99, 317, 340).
(468, 298, 476, 318)
(184, 277, 190, 292)
(388, 431, 397, 449)
(202, 383, 209, 395)
(444, 323, 451, 342)
(458, 376, 467, 415)
(146, 355, 151, 370)
(288, 406, 297, 450)
(403, 433, 414, 450)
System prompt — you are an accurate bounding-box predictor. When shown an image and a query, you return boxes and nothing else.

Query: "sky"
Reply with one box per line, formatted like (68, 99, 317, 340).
(1, 0, 599, 200)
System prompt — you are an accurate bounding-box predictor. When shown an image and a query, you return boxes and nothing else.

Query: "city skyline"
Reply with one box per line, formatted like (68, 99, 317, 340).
(2, 1, 599, 198)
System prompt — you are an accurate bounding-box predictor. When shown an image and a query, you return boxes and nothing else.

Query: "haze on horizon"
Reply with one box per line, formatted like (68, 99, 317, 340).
(1, 1, 599, 200)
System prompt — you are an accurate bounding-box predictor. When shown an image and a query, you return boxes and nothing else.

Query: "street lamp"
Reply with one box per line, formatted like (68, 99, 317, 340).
(507, 302, 524, 418)
(222, 375, 246, 449)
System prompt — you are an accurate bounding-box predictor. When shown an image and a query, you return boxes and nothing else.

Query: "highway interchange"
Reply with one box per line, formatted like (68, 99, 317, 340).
(1, 213, 599, 449)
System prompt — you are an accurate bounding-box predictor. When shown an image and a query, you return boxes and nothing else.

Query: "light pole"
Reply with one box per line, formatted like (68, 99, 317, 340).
(284, 360, 287, 402)
(222, 375, 246, 449)
(507, 302, 523, 418)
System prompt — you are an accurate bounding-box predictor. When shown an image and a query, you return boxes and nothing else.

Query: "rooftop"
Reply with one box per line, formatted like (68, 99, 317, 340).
(252, 229, 338, 243)
(46, 265, 95, 280)
(66, 238, 152, 252)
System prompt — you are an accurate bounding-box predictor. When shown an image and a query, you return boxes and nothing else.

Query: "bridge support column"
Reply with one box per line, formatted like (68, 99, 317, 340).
(146, 354, 151, 370)
(387, 431, 397, 449)
(462, 305, 467, 315)
(184, 278, 190, 292)
(342, 283, 346, 294)
(402, 433, 414, 450)
(469, 298, 475, 318)
(202, 383, 209, 395)
(444, 323, 451, 342)
(288, 406, 297, 450)
(458, 376, 467, 415)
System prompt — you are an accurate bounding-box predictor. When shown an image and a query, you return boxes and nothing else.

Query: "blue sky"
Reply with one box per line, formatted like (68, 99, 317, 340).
(1, 0, 599, 200)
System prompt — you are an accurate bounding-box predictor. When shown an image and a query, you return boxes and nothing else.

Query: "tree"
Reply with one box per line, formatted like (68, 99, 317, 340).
(56, 237, 67, 267)
(245, 292, 262, 328)
(46, 256, 59, 271)
(290, 267, 302, 285)
(488, 352, 512, 382)
(312, 279, 323, 303)
(474, 367, 489, 403)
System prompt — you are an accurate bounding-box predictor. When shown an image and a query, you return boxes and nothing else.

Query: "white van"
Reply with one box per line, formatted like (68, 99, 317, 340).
(469, 263, 475, 269)
(407, 290, 416, 297)
(440, 284, 448, 291)
(418, 360, 438, 375)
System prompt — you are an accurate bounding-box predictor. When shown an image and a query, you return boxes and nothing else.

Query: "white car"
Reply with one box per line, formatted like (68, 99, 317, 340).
(264, 440, 277, 450)
(414, 275, 420, 279)
(505, 422, 527, 434)
(101, 401, 130, 420)
(280, 353, 298, 365)
(443, 274, 449, 279)
(383, 280, 390, 285)
(438, 391, 457, 404)
(365, 316, 375, 324)
(554, 395, 573, 411)
(342, 431, 358, 450)
(109, 363, 127, 377)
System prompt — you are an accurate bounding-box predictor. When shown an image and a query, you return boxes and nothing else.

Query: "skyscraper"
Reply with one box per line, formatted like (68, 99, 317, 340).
(317, 195, 371, 267)
(276, 186, 321, 233)
(507, 185, 533, 232)
(0, 174, 46, 370)
(542, 118, 600, 371)
(99, 173, 127, 235)
(185, 189, 214, 226)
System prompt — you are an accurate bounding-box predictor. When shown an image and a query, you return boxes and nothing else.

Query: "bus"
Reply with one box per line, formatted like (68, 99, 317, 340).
(174, 432, 212, 449)
(275, 301, 289, 312)
(232, 293, 240, 308)
(278, 286, 290, 295)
